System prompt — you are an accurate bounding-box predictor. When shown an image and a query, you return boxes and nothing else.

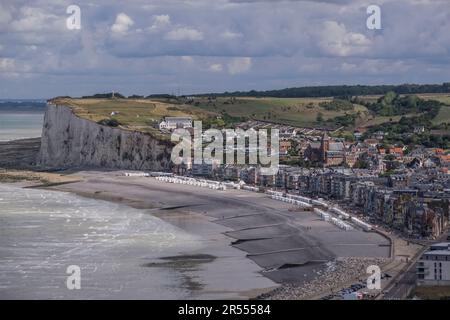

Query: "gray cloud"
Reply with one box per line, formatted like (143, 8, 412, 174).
(0, 0, 449, 98)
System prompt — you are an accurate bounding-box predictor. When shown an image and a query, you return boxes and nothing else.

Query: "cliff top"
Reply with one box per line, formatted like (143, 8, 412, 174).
(48, 97, 217, 139)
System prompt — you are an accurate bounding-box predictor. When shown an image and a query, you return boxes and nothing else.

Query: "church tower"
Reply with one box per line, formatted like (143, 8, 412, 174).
(321, 132, 330, 164)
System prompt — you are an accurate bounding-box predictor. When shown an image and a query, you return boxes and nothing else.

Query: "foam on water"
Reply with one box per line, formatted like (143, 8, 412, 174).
(0, 184, 202, 299)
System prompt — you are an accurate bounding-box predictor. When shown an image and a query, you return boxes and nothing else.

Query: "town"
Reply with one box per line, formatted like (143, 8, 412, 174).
(160, 114, 449, 241)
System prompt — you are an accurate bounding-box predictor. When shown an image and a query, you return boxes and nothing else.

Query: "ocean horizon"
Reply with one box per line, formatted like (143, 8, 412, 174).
(0, 100, 46, 142)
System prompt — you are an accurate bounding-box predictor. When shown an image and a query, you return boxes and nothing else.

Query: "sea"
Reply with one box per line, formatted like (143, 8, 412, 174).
(0, 184, 202, 299)
(0, 99, 46, 142)
(0, 101, 204, 299)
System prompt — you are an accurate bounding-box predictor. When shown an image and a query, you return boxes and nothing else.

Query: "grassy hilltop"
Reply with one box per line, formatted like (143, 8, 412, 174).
(49, 97, 217, 139)
(49, 93, 450, 135)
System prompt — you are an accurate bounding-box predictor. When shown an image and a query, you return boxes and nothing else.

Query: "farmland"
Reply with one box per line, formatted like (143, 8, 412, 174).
(49, 93, 450, 135)
(190, 96, 370, 128)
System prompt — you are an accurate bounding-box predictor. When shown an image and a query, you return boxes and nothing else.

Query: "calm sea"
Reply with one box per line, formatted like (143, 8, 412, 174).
(0, 111, 44, 142)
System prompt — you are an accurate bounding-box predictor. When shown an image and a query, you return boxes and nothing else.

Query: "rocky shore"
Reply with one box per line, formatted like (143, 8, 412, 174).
(259, 257, 390, 300)
(0, 138, 41, 169)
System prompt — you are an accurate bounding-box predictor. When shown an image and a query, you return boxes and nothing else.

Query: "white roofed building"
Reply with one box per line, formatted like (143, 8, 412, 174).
(159, 117, 192, 131)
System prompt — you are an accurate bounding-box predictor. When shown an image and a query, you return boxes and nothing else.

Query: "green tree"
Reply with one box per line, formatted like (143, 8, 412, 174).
(316, 112, 324, 123)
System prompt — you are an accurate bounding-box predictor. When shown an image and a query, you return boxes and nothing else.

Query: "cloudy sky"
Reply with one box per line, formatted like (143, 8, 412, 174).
(1, 0, 449, 98)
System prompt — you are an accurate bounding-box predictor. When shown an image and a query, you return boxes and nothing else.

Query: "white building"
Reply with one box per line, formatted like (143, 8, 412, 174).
(192, 162, 213, 176)
(417, 242, 450, 286)
(159, 117, 192, 131)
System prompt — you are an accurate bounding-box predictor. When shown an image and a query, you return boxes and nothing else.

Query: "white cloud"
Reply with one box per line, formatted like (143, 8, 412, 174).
(149, 14, 171, 31)
(2, 0, 450, 98)
(111, 13, 134, 34)
(10, 6, 60, 32)
(209, 63, 223, 72)
(0, 58, 15, 71)
(221, 30, 243, 40)
(165, 27, 203, 41)
(317, 21, 371, 57)
(227, 57, 252, 75)
(181, 56, 194, 63)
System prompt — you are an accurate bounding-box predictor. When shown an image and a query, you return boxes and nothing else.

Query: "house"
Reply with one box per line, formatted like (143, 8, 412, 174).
(280, 140, 292, 156)
(159, 117, 192, 131)
(192, 162, 213, 176)
(389, 147, 404, 157)
(354, 127, 367, 140)
(414, 126, 425, 134)
(374, 131, 386, 140)
(364, 139, 379, 147)
(353, 131, 363, 140)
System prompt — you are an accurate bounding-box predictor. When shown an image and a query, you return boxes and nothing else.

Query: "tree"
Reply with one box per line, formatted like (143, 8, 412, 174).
(316, 112, 324, 123)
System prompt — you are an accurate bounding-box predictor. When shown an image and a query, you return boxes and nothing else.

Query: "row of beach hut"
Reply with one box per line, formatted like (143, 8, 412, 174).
(155, 176, 227, 191)
(266, 190, 371, 232)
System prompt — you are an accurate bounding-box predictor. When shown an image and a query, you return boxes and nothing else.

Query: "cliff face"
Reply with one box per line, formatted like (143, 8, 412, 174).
(38, 104, 173, 170)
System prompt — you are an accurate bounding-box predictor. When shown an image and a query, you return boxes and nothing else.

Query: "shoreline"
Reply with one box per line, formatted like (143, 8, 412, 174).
(32, 170, 392, 298)
(2, 168, 424, 300)
(0, 170, 420, 299)
(45, 182, 280, 299)
(1, 176, 279, 299)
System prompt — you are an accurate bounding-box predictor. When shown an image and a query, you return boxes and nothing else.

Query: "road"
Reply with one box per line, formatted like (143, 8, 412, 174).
(382, 232, 450, 300)
(383, 260, 419, 299)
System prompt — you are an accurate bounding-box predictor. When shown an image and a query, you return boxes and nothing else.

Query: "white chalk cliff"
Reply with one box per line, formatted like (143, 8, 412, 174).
(38, 104, 173, 170)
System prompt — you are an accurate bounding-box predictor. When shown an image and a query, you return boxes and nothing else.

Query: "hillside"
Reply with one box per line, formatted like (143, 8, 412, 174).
(48, 93, 450, 133)
(202, 83, 450, 98)
(189, 96, 369, 129)
(49, 97, 218, 139)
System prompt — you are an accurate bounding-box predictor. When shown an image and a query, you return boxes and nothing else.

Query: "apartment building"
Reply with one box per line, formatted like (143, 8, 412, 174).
(417, 243, 450, 286)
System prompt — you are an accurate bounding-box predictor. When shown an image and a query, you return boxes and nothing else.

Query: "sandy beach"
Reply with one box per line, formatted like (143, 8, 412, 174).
(33, 170, 392, 298)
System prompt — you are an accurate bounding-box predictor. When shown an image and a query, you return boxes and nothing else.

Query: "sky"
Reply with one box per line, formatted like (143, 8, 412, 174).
(0, 0, 450, 98)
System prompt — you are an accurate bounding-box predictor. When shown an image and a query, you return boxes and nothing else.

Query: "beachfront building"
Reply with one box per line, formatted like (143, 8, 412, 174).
(417, 243, 450, 286)
(159, 117, 192, 131)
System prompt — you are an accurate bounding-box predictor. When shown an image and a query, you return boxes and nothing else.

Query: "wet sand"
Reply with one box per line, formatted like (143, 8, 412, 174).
(45, 170, 391, 298)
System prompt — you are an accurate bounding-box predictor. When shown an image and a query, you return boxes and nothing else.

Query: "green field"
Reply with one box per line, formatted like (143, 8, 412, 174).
(417, 93, 450, 105)
(433, 105, 450, 124)
(51, 97, 217, 139)
(417, 94, 450, 124)
(192, 97, 369, 128)
(51, 94, 449, 135)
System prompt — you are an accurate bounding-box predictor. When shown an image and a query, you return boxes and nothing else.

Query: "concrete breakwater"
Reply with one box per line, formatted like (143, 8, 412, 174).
(38, 104, 173, 171)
